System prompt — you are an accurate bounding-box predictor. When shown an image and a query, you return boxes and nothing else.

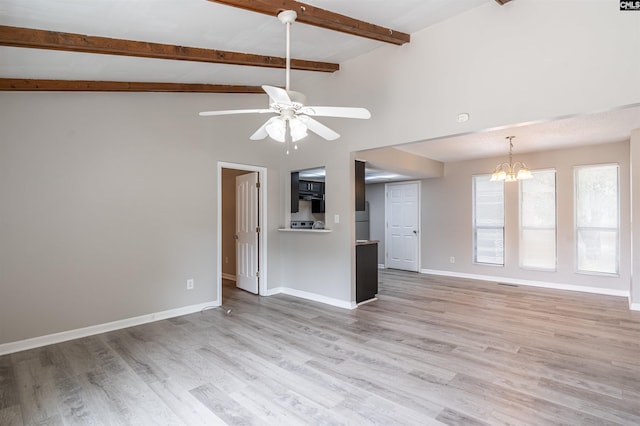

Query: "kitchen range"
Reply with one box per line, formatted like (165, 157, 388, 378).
(290, 220, 325, 230)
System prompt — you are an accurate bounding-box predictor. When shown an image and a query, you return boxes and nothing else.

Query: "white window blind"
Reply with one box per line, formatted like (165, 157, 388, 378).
(519, 170, 556, 270)
(575, 164, 619, 275)
(473, 175, 504, 265)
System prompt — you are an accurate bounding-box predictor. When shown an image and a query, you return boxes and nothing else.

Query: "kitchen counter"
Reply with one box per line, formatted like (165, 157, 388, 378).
(278, 228, 332, 233)
(356, 239, 379, 246)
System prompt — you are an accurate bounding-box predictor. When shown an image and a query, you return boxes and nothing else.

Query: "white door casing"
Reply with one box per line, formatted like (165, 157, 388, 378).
(235, 172, 259, 294)
(385, 181, 420, 272)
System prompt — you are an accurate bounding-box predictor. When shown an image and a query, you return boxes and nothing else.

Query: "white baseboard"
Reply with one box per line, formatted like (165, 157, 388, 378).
(421, 269, 630, 298)
(630, 302, 640, 311)
(221, 273, 236, 282)
(265, 287, 283, 296)
(0, 300, 220, 356)
(266, 286, 356, 309)
(357, 297, 378, 306)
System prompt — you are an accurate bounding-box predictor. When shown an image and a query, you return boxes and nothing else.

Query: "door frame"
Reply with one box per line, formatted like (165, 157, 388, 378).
(217, 162, 268, 301)
(384, 180, 421, 272)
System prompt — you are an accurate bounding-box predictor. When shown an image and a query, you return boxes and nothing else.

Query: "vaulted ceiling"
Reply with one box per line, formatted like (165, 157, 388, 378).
(0, 0, 498, 92)
(2, 0, 637, 166)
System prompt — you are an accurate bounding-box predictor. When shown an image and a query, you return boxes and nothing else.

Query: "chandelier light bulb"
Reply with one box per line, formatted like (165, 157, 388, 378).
(490, 136, 533, 182)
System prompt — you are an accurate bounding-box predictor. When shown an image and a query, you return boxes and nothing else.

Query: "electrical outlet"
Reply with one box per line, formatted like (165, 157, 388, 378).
(186, 279, 194, 290)
(225, 257, 229, 264)
(334, 214, 340, 224)
(449, 257, 455, 264)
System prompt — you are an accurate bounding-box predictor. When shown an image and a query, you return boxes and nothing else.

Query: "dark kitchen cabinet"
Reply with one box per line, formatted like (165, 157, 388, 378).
(356, 242, 378, 303)
(311, 199, 325, 213)
(355, 160, 366, 211)
(299, 181, 323, 194)
(291, 171, 300, 213)
(291, 172, 325, 213)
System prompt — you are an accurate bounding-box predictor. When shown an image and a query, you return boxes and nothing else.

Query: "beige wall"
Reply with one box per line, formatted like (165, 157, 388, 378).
(421, 141, 631, 293)
(292, 0, 638, 303)
(630, 129, 640, 305)
(221, 168, 251, 278)
(366, 183, 386, 264)
(0, 92, 286, 344)
(366, 142, 632, 295)
(296, 0, 639, 153)
(2, 0, 639, 346)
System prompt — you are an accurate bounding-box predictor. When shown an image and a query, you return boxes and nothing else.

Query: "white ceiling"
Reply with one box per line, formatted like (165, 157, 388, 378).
(396, 104, 640, 163)
(1, 0, 638, 166)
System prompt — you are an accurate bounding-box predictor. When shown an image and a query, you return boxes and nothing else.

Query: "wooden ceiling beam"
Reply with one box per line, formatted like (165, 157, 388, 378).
(207, 0, 410, 45)
(0, 25, 339, 73)
(0, 78, 265, 93)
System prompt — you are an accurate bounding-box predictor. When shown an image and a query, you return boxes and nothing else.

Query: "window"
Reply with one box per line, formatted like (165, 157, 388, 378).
(520, 170, 556, 270)
(473, 175, 504, 265)
(575, 164, 619, 275)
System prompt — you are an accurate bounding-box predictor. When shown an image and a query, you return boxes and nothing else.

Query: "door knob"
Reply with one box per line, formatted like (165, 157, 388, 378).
(413, 230, 418, 234)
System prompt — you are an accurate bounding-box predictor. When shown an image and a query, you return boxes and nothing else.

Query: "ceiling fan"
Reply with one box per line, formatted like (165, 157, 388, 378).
(199, 10, 371, 149)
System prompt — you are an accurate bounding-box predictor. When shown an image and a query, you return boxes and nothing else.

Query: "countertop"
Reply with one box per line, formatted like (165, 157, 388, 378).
(278, 228, 332, 233)
(356, 240, 379, 246)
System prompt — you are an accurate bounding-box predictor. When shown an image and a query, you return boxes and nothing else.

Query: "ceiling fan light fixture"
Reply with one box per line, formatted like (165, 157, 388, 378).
(198, 9, 370, 149)
(289, 117, 308, 142)
(266, 117, 286, 142)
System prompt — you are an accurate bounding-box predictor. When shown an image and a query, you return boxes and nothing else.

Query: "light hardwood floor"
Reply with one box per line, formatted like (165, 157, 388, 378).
(2, 270, 640, 425)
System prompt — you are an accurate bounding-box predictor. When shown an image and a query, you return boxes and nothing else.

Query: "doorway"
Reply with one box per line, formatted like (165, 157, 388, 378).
(385, 181, 420, 272)
(218, 162, 268, 305)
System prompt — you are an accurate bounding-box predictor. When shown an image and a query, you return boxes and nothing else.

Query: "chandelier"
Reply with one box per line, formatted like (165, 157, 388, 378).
(490, 136, 533, 182)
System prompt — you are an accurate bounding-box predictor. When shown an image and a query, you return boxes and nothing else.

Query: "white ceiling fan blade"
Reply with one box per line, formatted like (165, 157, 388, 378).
(199, 108, 272, 117)
(250, 116, 280, 140)
(298, 115, 340, 141)
(262, 85, 292, 105)
(300, 106, 371, 119)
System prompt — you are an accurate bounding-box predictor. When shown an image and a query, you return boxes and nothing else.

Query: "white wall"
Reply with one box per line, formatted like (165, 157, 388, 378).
(421, 141, 631, 294)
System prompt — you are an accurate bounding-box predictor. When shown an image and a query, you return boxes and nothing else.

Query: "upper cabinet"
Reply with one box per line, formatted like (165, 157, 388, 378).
(291, 171, 300, 213)
(291, 167, 326, 214)
(355, 160, 366, 211)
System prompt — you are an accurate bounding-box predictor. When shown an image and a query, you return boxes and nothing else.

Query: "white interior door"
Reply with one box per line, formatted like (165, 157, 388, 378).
(386, 181, 420, 272)
(236, 172, 259, 294)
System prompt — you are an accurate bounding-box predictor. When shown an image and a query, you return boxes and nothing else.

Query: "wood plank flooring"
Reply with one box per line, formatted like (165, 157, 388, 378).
(2, 270, 640, 425)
